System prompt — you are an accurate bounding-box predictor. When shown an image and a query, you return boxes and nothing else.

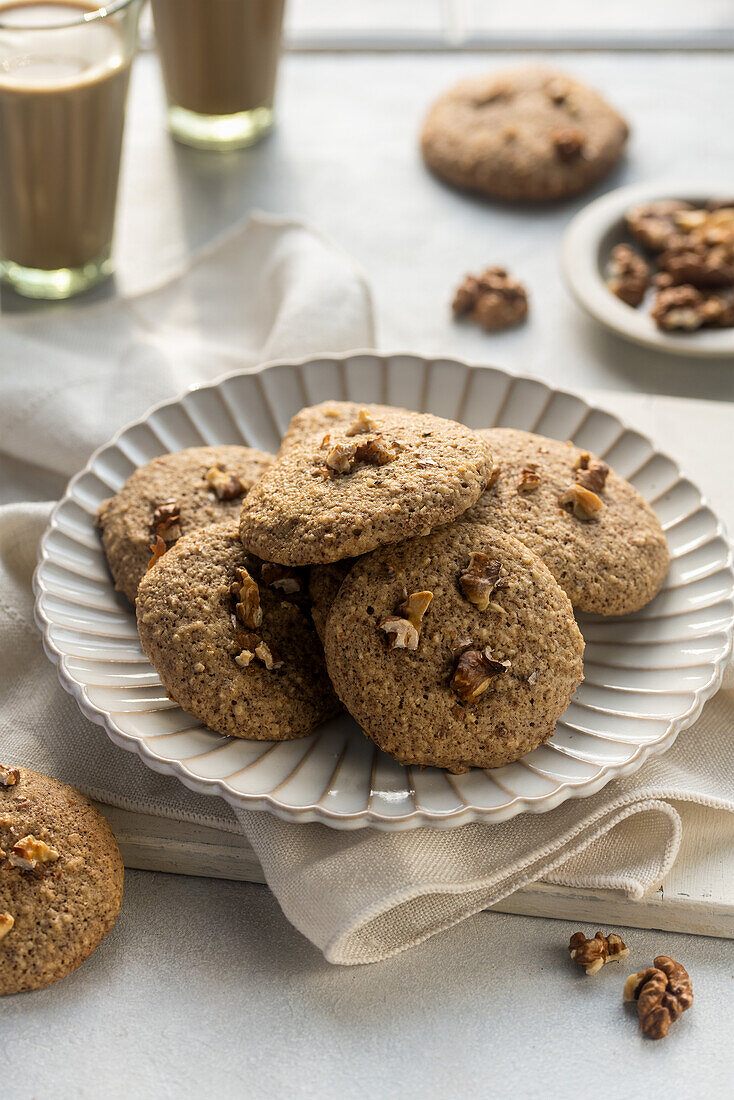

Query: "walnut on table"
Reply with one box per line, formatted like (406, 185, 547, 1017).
(452, 267, 529, 332)
(623, 955, 693, 1040)
(568, 930, 629, 975)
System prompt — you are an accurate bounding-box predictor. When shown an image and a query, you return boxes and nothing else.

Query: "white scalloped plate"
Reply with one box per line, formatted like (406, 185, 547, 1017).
(34, 353, 734, 830)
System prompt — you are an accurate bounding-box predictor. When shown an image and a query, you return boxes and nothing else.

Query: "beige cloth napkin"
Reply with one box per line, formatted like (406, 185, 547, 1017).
(1, 214, 732, 964)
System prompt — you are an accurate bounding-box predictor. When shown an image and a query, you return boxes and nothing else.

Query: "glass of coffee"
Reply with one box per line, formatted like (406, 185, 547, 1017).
(0, 0, 142, 300)
(151, 0, 286, 151)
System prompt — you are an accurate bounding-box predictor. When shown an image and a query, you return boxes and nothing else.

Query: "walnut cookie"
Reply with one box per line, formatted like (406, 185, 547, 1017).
(239, 402, 493, 566)
(0, 767, 123, 995)
(97, 445, 274, 603)
(136, 523, 339, 741)
(323, 520, 584, 773)
(468, 429, 669, 615)
(420, 66, 628, 203)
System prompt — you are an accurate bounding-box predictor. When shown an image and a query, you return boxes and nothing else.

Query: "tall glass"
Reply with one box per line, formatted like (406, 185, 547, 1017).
(0, 0, 142, 300)
(151, 0, 286, 151)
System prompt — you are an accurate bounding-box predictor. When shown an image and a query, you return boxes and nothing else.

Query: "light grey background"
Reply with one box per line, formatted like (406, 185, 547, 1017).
(3, 43, 734, 1100)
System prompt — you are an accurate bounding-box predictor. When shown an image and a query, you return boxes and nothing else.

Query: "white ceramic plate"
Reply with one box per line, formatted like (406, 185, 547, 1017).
(34, 353, 734, 830)
(561, 179, 734, 358)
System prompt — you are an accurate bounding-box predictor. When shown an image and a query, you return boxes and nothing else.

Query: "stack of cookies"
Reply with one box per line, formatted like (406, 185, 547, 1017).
(97, 402, 669, 774)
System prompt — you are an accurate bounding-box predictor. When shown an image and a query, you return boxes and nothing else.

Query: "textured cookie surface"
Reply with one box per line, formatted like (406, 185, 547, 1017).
(310, 561, 353, 642)
(421, 66, 628, 202)
(468, 428, 669, 614)
(98, 445, 273, 603)
(239, 402, 493, 565)
(0, 767, 123, 995)
(136, 523, 339, 740)
(324, 520, 584, 772)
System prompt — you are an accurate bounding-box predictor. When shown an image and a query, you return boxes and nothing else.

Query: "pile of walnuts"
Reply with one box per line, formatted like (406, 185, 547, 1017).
(605, 198, 734, 332)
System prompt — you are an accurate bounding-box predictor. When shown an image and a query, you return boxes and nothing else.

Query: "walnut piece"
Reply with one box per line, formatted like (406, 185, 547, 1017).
(379, 590, 433, 651)
(0, 765, 19, 787)
(345, 408, 377, 436)
(379, 616, 419, 650)
(324, 435, 400, 475)
(650, 284, 705, 331)
(9, 834, 60, 871)
(205, 465, 246, 501)
(659, 235, 734, 288)
(255, 641, 283, 670)
(623, 956, 693, 1040)
(451, 647, 509, 703)
(260, 562, 302, 595)
(605, 244, 650, 308)
(152, 499, 181, 542)
(516, 464, 540, 493)
(573, 452, 610, 493)
(325, 441, 356, 474)
(626, 200, 693, 252)
(354, 435, 401, 466)
(233, 632, 283, 671)
(552, 126, 585, 160)
(452, 267, 529, 332)
(568, 930, 629, 976)
(147, 535, 167, 571)
(0, 912, 14, 939)
(230, 566, 263, 630)
(559, 482, 604, 521)
(459, 553, 502, 611)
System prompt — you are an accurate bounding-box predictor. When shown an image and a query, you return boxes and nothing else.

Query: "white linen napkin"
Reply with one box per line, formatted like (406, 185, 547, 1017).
(1, 213, 732, 965)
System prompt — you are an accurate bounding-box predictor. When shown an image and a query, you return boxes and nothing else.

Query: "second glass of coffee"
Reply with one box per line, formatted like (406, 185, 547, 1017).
(151, 0, 286, 151)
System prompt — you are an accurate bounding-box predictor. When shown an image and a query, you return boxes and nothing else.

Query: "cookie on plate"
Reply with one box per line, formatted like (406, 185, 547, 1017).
(239, 401, 493, 566)
(420, 66, 628, 202)
(0, 766, 123, 995)
(323, 520, 584, 772)
(469, 428, 669, 615)
(97, 445, 273, 603)
(136, 523, 339, 741)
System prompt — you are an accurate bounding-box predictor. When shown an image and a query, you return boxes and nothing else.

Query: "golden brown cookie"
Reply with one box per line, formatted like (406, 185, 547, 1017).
(0, 767, 123, 995)
(469, 428, 669, 614)
(136, 523, 339, 741)
(323, 520, 584, 772)
(239, 402, 493, 566)
(420, 66, 628, 202)
(97, 445, 273, 603)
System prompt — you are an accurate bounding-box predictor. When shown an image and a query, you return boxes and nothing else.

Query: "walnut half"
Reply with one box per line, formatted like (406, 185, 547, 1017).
(568, 930, 629, 976)
(459, 553, 502, 611)
(573, 452, 610, 493)
(0, 912, 14, 939)
(623, 956, 693, 1040)
(451, 647, 510, 703)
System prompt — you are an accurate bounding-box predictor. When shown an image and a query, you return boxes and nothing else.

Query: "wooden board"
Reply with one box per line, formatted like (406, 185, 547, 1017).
(96, 801, 734, 939)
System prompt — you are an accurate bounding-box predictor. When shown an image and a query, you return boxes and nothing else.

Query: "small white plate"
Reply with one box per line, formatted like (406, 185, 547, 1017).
(34, 353, 734, 830)
(562, 179, 734, 358)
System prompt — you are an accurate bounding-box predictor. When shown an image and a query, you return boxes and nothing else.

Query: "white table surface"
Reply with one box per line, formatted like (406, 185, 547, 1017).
(4, 46, 734, 1099)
